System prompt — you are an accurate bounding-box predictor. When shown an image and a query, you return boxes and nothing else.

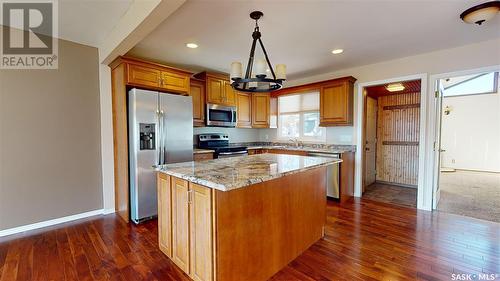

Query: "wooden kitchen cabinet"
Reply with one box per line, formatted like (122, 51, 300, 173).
(160, 176, 214, 281)
(267, 149, 308, 156)
(172, 177, 190, 273)
(195, 72, 235, 106)
(125, 59, 191, 94)
(157, 173, 172, 258)
(189, 183, 213, 281)
(190, 79, 206, 127)
(320, 77, 355, 126)
(193, 152, 214, 161)
(236, 92, 252, 128)
(252, 93, 270, 128)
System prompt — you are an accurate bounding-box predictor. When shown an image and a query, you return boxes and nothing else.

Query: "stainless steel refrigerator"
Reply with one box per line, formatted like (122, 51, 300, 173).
(128, 88, 193, 224)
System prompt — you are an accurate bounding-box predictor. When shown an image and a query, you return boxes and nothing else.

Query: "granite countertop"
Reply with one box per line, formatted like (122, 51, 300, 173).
(157, 153, 342, 191)
(246, 145, 353, 154)
(193, 148, 215, 154)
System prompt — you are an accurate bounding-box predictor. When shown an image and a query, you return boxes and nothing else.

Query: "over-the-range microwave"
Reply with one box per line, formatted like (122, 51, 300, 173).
(206, 103, 237, 127)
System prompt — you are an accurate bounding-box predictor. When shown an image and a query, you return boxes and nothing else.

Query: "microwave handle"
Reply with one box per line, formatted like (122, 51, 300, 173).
(232, 109, 236, 123)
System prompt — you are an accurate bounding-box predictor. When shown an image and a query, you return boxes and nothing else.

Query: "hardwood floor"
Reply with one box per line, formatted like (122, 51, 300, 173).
(1, 198, 498, 281)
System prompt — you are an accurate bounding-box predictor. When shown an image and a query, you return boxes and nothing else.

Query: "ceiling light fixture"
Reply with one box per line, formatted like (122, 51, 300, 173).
(186, 43, 198, 49)
(230, 11, 286, 93)
(460, 1, 500, 25)
(386, 83, 405, 92)
(331, 49, 344, 54)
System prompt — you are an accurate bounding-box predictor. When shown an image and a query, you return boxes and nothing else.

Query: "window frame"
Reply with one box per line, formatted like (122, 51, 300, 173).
(442, 71, 499, 98)
(277, 92, 326, 143)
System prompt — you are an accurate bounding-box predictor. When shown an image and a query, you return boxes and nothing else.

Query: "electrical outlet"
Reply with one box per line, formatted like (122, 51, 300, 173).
(265, 134, 269, 140)
(452, 159, 455, 164)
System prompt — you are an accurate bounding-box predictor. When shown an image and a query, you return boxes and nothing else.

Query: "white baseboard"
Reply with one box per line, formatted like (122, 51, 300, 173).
(0, 209, 105, 238)
(103, 208, 116, 215)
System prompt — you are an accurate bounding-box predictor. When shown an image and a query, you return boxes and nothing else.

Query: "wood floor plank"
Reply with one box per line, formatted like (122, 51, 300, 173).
(0, 197, 498, 281)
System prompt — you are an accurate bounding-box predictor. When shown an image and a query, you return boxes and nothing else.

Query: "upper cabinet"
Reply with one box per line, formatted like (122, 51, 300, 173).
(275, 76, 356, 127)
(190, 79, 206, 127)
(236, 92, 252, 128)
(194, 72, 236, 106)
(320, 77, 355, 126)
(112, 56, 193, 95)
(252, 93, 270, 128)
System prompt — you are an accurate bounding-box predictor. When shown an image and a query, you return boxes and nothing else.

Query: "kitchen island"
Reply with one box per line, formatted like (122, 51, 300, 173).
(156, 153, 341, 281)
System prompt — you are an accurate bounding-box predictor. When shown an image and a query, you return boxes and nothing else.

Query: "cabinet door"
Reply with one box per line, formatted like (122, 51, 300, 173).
(252, 93, 270, 128)
(189, 183, 213, 281)
(161, 71, 190, 93)
(128, 64, 160, 88)
(236, 92, 252, 128)
(193, 153, 213, 161)
(206, 77, 224, 104)
(157, 173, 172, 258)
(172, 177, 190, 273)
(224, 81, 236, 106)
(190, 80, 205, 127)
(320, 81, 353, 126)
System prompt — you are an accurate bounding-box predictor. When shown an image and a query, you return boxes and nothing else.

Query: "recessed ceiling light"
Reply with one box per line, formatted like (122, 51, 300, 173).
(266, 68, 271, 72)
(331, 49, 344, 54)
(386, 83, 405, 92)
(186, 43, 198, 49)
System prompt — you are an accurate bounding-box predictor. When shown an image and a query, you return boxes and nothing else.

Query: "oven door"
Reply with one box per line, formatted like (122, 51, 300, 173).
(206, 104, 237, 127)
(217, 151, 248, 158)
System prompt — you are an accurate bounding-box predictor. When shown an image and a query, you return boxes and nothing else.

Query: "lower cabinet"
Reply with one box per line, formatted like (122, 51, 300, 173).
(158, 175, 214, 281)
(158, 173, 172, 257)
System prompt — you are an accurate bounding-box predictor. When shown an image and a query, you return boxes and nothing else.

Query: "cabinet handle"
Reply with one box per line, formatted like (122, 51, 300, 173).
(188, 189, 193, 204)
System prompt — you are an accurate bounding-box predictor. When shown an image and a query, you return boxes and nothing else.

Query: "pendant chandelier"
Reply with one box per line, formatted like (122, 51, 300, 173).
(230, 11, 286, 93)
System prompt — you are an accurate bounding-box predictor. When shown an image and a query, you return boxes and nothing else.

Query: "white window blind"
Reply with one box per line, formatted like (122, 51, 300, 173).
(278, 92, 325, 142)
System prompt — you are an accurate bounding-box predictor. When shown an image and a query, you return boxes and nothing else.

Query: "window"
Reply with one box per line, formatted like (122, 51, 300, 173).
(278, 92, 326, 142)
(442, 72, 498, 97)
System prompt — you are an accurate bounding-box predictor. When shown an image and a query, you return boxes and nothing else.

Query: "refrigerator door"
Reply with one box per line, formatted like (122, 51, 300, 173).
(159, 93, 194, 164)
(128, 88, 160, 224)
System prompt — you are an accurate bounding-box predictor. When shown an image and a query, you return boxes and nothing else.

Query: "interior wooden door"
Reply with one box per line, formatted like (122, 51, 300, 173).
(236, 92, 252, 128)
(252, 93, 270, 128)
(157, 173, 172, 257)
(365, 96, 378, 187)
(189, 183, 213, 281)
(172, 178, 190, 273)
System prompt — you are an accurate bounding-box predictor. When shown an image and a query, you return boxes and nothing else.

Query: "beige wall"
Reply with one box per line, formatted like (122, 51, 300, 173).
(0, 39, 102, 230)
(259, 38, 500, 144)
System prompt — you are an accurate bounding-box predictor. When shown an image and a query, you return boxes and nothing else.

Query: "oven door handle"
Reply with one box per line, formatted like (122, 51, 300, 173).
(219, 151, 248, 155)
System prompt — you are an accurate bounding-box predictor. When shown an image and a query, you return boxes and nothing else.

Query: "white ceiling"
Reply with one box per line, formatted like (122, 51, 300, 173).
(128, 0, 500, 80)
(58, 0, 133, 47)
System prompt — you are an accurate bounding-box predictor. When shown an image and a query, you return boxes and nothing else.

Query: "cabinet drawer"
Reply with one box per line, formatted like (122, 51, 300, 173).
(194, 153, 213, 161)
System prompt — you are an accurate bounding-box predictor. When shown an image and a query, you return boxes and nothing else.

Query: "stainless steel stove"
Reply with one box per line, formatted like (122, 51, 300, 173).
(198, 133, 248, 158)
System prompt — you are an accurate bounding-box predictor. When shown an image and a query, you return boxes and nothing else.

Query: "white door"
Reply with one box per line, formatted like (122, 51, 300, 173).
(364, 96, 378, 187)
(432, 82, 445, 209)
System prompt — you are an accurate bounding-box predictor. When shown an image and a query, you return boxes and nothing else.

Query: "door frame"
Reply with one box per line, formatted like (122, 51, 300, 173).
(355, 73, 429, 210)
(429, 65, 500, 210)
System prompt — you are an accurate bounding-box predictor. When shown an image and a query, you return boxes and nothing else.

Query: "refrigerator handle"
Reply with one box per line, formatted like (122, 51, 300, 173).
(156, 110, 161, 165)
(160, 109, 166, 165)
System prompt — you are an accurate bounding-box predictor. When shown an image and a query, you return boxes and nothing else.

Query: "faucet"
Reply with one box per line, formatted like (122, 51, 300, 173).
(288, 137, 302, 148)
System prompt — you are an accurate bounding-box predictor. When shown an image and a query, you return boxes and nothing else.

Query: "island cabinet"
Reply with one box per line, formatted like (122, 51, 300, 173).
(194, 72, 235, 106)
(156, 156, 331, 281)
(158, 173, 214, 281)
